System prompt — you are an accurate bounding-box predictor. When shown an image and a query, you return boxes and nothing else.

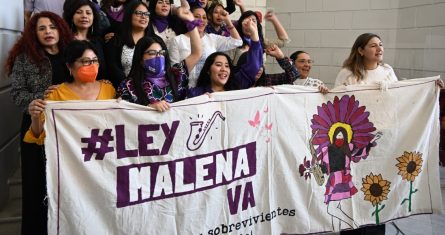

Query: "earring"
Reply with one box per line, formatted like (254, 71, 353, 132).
(91, 25, 94, 34)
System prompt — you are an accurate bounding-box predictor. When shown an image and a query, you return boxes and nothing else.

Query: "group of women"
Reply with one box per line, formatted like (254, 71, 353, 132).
(6, 0, 440, 235)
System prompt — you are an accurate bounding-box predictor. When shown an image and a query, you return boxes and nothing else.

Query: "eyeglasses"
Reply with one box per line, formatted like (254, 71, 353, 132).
(144, 49, 166, 57)
(76, 58, 99, 66)
(134, 10, 150, 18)
(296, 59, 314, 65)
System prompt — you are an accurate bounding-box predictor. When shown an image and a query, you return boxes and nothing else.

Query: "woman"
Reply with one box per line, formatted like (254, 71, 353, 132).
(334, 33, 398, 87)
(118, 7, 201, 112)
(230, 10, 264, 65)
(101, 0, 135, 41)
(147, 0, 185, 46)
(290, 50, 328, 93)
(63, 0, 107, 80)
(26, 40, 115, 143)
(105, 1, 151, 88)
(169, 6, 242, 88)
(187, 51, 260, 98)
(231, 10, 289, 65)
(5, 11, 72, 235)
(333, 32, 395, 235)
(205, 1, 243, 37)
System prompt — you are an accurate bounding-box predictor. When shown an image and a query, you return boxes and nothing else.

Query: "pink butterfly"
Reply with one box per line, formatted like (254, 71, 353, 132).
(248, 111, 260, 127)
(265, 123, 273, 130)
(263, 106, 269, 113)
(265, 137, 271, 143)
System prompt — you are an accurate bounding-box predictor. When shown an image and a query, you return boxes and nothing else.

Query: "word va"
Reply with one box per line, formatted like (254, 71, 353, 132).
(81, 121, 179, 161)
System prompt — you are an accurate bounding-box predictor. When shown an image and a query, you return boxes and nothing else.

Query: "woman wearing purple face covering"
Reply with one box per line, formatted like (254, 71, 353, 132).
(117, 7, 202, 112)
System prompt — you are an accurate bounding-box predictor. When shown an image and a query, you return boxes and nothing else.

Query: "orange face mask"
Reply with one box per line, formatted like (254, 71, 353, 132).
(77, 64, 99, 83)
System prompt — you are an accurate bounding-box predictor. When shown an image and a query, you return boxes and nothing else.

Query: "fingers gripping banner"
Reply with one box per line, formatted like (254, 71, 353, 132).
(44, 77, 442, 234)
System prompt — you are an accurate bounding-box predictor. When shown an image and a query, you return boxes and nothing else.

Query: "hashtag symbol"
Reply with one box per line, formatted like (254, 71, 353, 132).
(81, 129, 114, 162)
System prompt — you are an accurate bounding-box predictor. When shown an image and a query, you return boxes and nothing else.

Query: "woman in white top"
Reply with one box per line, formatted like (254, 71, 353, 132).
(290, 50, 328, 93)
(169, 6, 242, 88)
(334, 33, 398, 87)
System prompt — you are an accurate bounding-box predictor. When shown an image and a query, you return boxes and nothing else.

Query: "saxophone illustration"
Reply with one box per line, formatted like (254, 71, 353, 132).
(309, 129, 325, 186)
(186, 111, 226, 151)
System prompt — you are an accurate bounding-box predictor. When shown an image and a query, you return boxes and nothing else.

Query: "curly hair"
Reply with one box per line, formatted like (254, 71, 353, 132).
(5, 11, 72, 76)
(63, 0, 101, 39)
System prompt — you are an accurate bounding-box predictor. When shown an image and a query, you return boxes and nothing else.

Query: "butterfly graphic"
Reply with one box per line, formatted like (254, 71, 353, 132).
(263, 106, 269, 113)
(248, 111, 260, 127)
(265, 123, 273, 130)
(265, 137, 271, 143)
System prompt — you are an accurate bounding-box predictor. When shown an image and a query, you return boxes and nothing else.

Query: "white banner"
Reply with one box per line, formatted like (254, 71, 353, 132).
(44, 77, 442, 235)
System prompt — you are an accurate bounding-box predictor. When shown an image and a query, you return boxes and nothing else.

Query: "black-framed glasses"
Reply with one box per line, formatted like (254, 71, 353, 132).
(296, 59, 314, 65)
(144, 50, 167, 57)
(76, 58, 99, 66)
(134, 10, 150, 18)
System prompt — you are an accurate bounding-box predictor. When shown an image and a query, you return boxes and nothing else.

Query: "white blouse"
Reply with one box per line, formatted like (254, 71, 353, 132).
(334, 64, 398, 87)
(121, 45, 135, 77)
(169, 33, 242, 88)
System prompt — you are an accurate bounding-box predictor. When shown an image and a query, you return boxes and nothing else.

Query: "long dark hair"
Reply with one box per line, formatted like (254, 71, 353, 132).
(236, 10, 265, 48)
(147, 0, 186, 36)
(120, 1, 150, 47)
(332, 127, 351, 157)
(128, 36, 177, 105)
(196, 52, 238, 91)
(63, 0, 101, 39)
(343, 33, 382, 82)
(64, 40, 99, 83)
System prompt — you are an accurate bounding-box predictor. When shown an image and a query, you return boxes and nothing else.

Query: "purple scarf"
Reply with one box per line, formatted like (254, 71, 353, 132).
(107, 5, 124, 22)
(152, 16, 169, 33)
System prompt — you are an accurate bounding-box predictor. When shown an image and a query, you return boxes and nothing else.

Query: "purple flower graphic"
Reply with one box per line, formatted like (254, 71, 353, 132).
(310, 95, 376, 155)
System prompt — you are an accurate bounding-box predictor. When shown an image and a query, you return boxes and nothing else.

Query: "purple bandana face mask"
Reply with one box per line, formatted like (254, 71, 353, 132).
(143, 56, 168, 87)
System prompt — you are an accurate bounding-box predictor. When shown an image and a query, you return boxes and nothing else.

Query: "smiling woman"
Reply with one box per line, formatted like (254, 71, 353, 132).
(105, 1, 152, 88)
(334, 33, 398, 87)
(63, 0, 108, 81)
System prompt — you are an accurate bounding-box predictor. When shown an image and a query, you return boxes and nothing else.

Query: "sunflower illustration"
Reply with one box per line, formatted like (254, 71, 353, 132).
(396, 151, 423, 212)
(396, 151, 423, 182)
(361, 173, 391, 224)
(362, 173, 391, 206)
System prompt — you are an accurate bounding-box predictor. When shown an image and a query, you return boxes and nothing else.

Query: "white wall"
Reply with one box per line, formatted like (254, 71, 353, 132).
(263, 0, 445, 87)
